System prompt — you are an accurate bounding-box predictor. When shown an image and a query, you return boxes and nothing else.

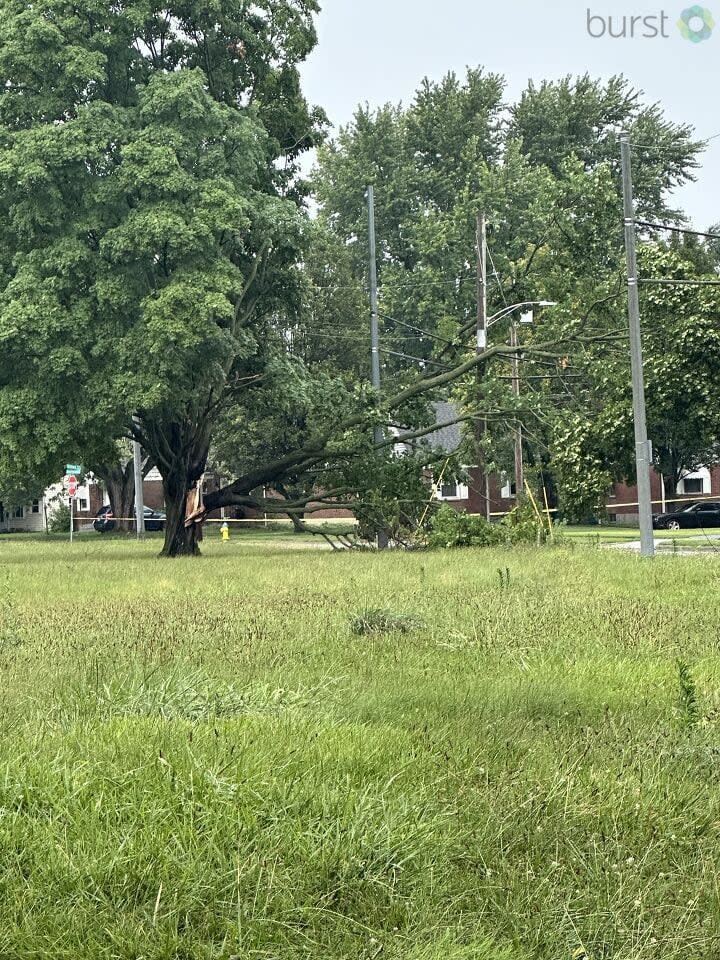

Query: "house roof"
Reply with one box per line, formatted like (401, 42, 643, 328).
(424, 401, 462, 454)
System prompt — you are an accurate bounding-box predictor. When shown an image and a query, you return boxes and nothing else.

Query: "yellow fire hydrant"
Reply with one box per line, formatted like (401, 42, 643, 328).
(221, 521, 230, 542)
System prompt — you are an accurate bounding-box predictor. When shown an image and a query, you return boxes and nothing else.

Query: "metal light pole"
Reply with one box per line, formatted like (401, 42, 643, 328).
(476, 213, 491, 520)
(133, 418, 146, 541)
(368, 186, 388, 549)
(368, 185, 382, 441)
(620, 132, 655, 558)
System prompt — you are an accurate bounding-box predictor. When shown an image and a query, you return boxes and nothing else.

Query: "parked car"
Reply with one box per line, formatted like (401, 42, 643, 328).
(653, 501, 720, 531)
(94, 505, 166, 533)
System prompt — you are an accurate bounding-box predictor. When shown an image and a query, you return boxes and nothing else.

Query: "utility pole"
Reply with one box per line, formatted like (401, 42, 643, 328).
(476, 213, 491, 521)
(133, 418, 146, 541)
(368, 186, 382, 439)
(368, 186, 388, 549)
(510, 321, 524, 499)
(620, 132, 654, 558)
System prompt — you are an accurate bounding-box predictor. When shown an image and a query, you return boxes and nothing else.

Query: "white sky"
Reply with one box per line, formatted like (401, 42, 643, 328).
(301, 0, 720, 227)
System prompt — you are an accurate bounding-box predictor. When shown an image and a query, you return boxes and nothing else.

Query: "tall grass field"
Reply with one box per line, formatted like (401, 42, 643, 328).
(1, 535, 719, 959)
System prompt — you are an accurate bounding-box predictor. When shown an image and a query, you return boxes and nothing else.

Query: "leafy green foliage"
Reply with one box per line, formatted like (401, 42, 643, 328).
(47, 502, 70, 534)
(341, 452, 437, 545)
(0, 0, 325, 554)
(313, 68, 703, 519)
(550, 242, 720, 507)
(508, 74, 703, 220)
(428, 505, 504, 548)
(428, 502, 546, 549)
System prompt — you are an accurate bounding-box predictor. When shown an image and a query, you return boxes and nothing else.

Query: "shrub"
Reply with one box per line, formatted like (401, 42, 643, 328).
(428, 502, 548, 549)
(48, 502, 71, 534)
(428, 505, 502, 549)
(501, 499, 548, 545)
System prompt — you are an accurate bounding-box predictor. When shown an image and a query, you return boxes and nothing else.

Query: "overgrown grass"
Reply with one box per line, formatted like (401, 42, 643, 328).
(1, 536, 720, 958)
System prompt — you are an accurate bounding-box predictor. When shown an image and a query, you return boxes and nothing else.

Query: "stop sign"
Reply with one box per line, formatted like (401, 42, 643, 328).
(68, 476, 77, 497)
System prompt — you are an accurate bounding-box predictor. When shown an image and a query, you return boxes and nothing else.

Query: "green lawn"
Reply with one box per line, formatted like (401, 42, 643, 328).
(1, 537, 720, 959)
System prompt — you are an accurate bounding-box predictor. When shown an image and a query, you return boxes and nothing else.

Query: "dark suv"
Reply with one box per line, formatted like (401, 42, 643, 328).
(653, 501, 720, 531)
(94, 505, 166, 533)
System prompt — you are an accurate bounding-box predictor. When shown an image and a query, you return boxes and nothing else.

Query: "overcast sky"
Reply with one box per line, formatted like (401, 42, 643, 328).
(301, 0, 719, 227)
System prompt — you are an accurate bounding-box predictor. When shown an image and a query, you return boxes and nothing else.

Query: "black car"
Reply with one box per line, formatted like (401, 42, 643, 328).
(653, 501, 720, 531)
(94, 505, 166, 533)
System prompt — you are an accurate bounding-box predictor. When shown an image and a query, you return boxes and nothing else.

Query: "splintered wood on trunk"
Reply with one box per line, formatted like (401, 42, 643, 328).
(159, 458, 207, 558)
(161, 484, 202, 557)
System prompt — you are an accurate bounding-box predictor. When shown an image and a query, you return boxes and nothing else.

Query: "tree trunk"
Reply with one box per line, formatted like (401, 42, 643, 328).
(289, 511, 305, 533)
(662, 474, 678, 507)
(277, 484, 307, 534)
(99, 462, 135, 533)
(155, 430, 210, 557)
(160, 468, 203, 557)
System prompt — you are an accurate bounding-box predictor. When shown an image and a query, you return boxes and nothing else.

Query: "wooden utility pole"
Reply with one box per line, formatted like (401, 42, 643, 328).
(510, 321, 524, 499)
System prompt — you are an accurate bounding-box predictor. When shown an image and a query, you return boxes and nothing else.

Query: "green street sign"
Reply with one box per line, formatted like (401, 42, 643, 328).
(66, 463, 82, 476)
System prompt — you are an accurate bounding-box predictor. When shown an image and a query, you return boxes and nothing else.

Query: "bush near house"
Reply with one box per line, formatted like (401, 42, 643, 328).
(47, 502, 70, 534)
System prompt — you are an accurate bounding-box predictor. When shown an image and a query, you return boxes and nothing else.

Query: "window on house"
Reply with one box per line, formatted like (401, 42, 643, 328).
(31, 500, 40, 514)
(684, 478, 704, 495)
(13, 507, 23, 519)
(435, 476, 469, 502)
(500, 479, 517, 499)
(440, 480, 459, 499)
(78, 496, 89, 512)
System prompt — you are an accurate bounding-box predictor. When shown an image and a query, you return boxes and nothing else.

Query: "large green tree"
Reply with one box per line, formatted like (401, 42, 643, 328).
(550, 241, 720, 518)
(312, 71, 708, 515)
(0, 0, 325, 555)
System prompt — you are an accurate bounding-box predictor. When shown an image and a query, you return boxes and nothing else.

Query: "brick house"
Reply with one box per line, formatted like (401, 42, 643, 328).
(606, 467, 720, 526)
(422, 402, 518, 520)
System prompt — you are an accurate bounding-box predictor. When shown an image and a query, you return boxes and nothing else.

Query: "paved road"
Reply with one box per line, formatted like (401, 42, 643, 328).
(606, 535, 720, 555)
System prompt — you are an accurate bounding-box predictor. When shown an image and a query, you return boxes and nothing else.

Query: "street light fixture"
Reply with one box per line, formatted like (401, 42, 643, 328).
(486, 300, 557, 329)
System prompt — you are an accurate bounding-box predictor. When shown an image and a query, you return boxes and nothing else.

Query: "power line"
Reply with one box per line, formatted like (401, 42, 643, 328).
(638, 278, 720, 288)
(379, 312, 453, 344)
(497, 374, 583, 381)
(305, 271, 510, 296)
(486, 245, 510, 310)
(299, 330, 405, 341)
(306, 274, 473, 294)
(629, 132, 720, 151)
(636, 220, 720, 241)
(379, 348, 450, 370)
